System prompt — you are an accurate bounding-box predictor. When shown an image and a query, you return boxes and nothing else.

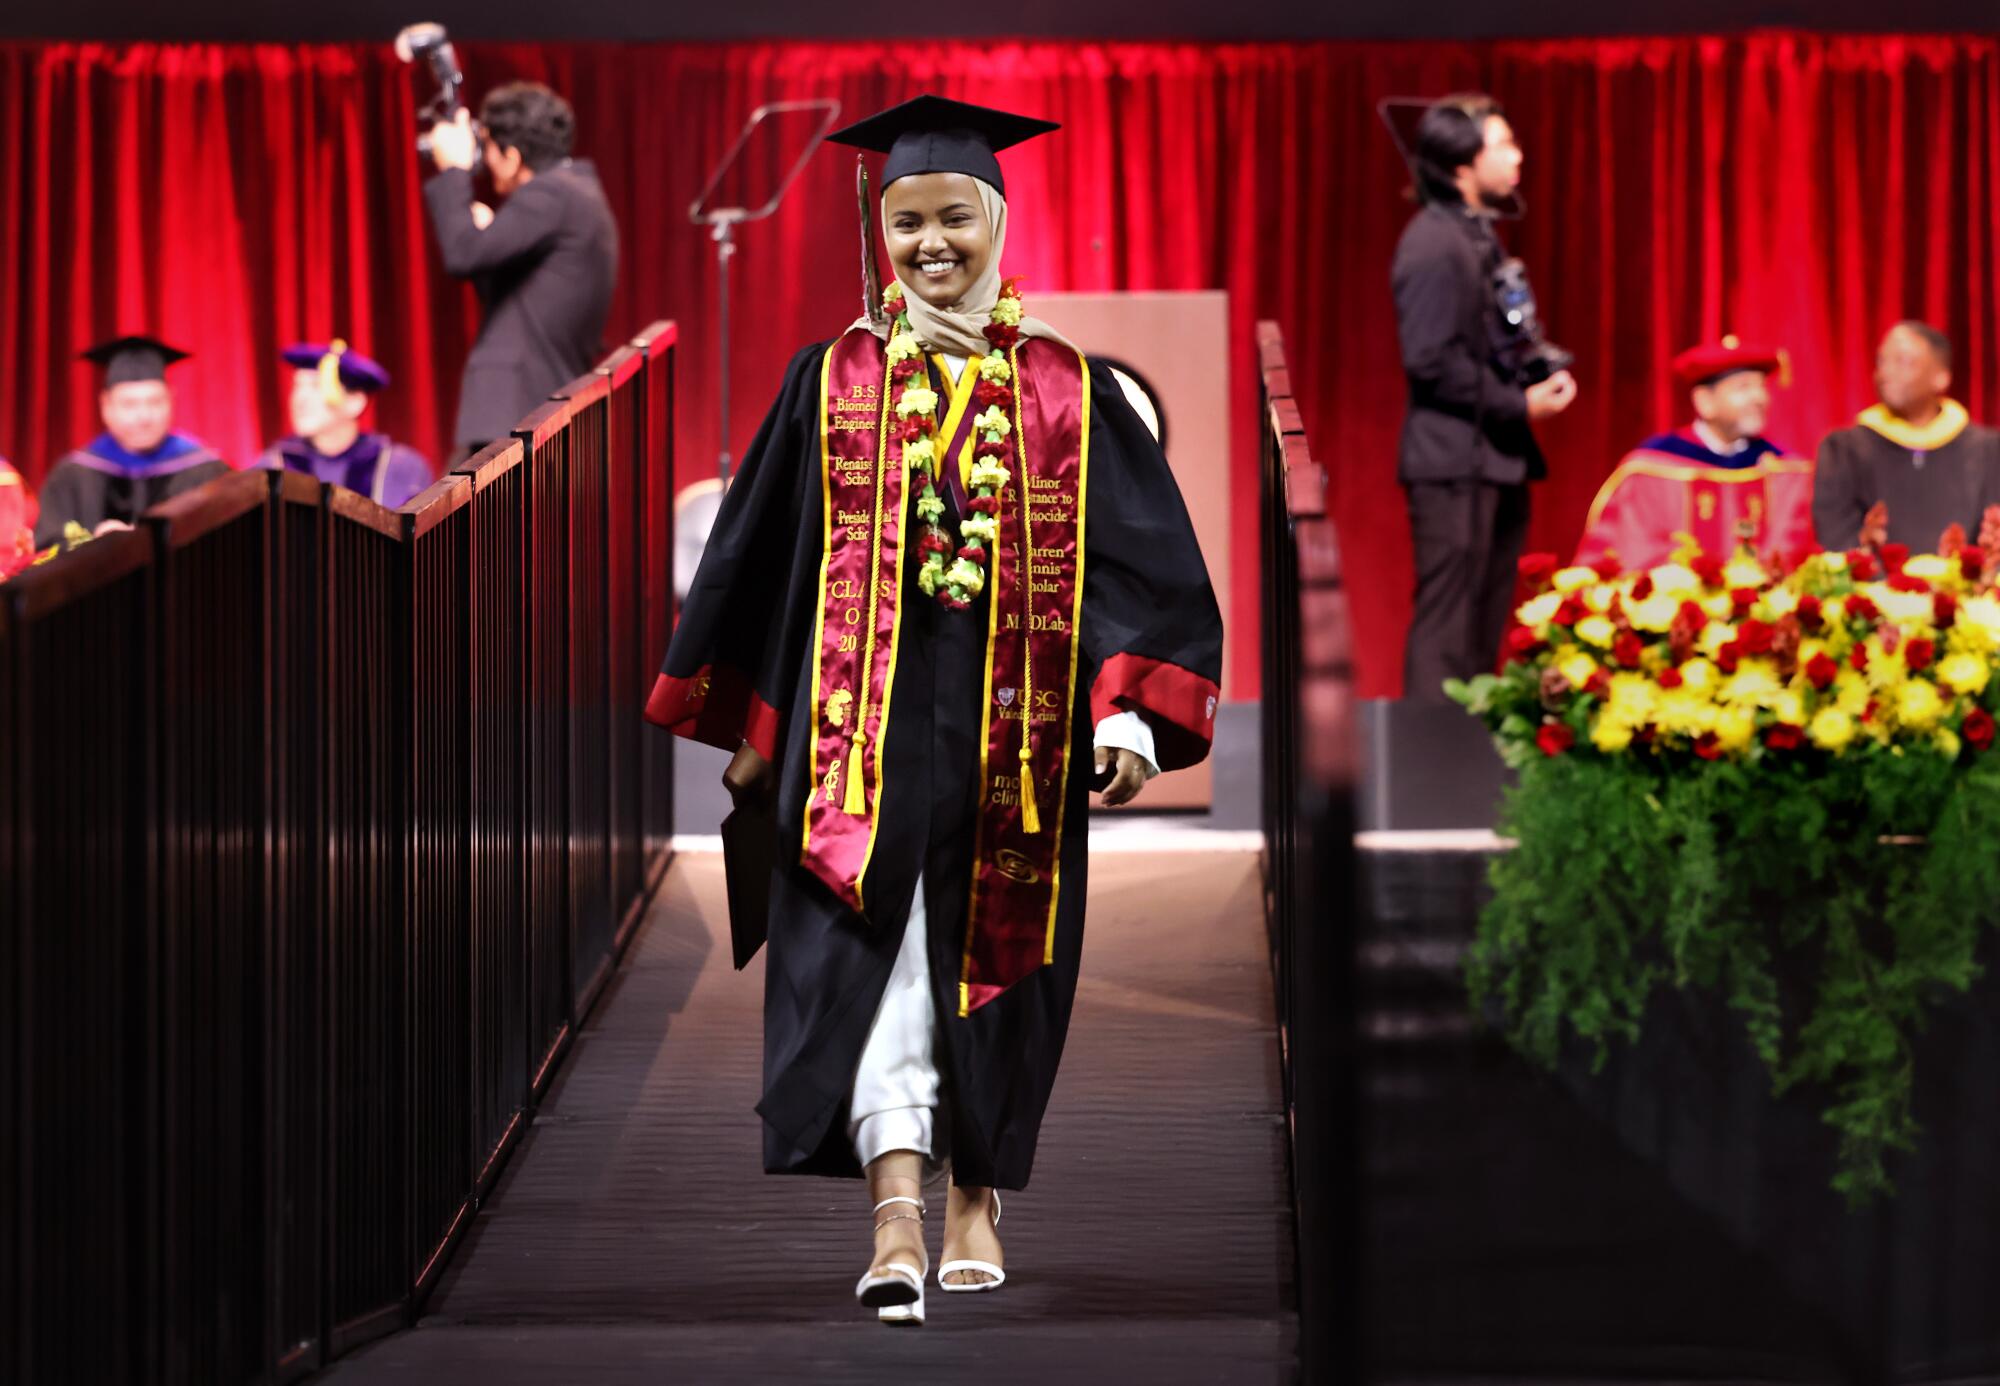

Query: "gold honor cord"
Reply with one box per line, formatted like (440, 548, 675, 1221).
(843, 350, 897, 816)
(1008, 342, 1041, 835)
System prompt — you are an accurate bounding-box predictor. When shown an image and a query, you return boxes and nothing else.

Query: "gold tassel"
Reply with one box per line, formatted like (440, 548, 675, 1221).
(842, 733, 867, 815)
(1018, 748, 1041, 835)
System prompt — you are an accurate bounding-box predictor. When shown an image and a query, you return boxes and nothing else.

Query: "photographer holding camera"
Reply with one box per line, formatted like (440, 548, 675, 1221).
(1393, 93, 1576, 698)
(424, 81, 619, 460)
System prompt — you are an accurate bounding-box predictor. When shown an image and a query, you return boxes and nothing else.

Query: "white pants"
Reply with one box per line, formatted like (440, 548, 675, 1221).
(847, 875, 942, 1168)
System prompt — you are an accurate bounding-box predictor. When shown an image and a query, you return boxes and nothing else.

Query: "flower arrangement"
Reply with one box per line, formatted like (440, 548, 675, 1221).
(1450, 533, 2000, 1202)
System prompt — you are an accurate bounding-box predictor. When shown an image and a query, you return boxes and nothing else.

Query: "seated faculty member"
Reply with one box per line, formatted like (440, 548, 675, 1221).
(35, 335, 228, 548)
(257, 340, 433, 507)
(1813, 321, 2000, 551)
(1575, 337, 1813, 571)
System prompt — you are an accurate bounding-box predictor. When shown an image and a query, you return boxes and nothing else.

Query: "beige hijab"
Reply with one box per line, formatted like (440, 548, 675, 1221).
(853, 178, 1075, 357)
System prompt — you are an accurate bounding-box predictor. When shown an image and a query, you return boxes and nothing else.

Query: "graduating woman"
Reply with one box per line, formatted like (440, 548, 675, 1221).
(646, 95, 1223, 1325)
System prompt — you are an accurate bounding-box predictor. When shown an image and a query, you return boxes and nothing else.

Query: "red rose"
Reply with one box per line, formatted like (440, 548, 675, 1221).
(1849, 644, 1870, 672)
(1553, 597, 1587, 626)
(1631, 573, 1655, 600)
(1657, 666, 1685, 689)
(1846, 594, 1880, 623)
(1888, 573, 1931, 594)
(1691, 554, 1725, 587)
(1935, 592, 1959, 627)
(1518, 553, 1560, 590)
(1504, 625, 1545, 663)
(1591, 553, 1622, 581)
(1737, 619, 1775, 655)
(1965, 707, 1996, 751)
(1862, 698, 1878, 723)
(1536, 722, 1575, 757)
(1693, 732, 1724, 760)
(1805, 652, 1839, 689)
(1584, 669, 1612, 698)
(1612, 631, 1644, 668)
(1881, 542, 1910, 574)
(1716, 642, 1742, 674)
(1905, 638, 1936, 671)
(1796, 593, 1824, 631)
(1960, 545, 1986, 580)
(1730, 586, 1759, 612)
(1765, 723, 1804, 750)
(1674, 600, 1707, 629)
(1847, 549, 1879, 581)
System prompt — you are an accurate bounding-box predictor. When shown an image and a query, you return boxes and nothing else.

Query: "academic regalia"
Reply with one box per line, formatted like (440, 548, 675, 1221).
(0, 457, 37, 578)
(1812, 400, 2000, 551)
(1575, 430, 1814, 570)
(1576, 339, 1813, 570)
(256, 342, 434, 507)
(645, 99, 1221, 1193)
(35, 336, 228, 548)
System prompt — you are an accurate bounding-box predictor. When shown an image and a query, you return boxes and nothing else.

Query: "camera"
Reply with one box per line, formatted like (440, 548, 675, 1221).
(1491, 257, 1574, 385)
(394, 23, 465, 161)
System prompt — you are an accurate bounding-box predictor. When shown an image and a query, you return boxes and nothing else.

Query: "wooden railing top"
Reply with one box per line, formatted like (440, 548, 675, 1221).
(148, 466, 273, 550)
(514, 399, 572, 451)
(403, 473, 474, 540)
(598, 344, 644, 390)
(632, 320, 678, 354)
(455, 438, 527, 491)
(554, 371, 611, 410)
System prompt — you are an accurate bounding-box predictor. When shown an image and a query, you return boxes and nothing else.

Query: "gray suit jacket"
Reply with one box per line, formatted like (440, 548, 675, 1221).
(425, 160, 620, 447)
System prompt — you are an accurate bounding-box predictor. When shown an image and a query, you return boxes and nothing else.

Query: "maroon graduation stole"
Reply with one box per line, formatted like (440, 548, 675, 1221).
(802, 330, 1088, 1015)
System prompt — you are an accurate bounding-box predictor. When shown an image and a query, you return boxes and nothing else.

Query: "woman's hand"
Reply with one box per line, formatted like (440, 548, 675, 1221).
(723, 742, 773, 807)
(1094, 748, 1148, 808)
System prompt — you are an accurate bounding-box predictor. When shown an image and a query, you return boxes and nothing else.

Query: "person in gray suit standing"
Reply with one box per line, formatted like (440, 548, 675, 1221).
(1392, 93, 1576, 699)
(425, 81, 620, 462)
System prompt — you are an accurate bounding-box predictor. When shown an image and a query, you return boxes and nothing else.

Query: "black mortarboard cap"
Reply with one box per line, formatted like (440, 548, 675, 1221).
(826, 94, 1059, 197)
(81, 334, 190, 387)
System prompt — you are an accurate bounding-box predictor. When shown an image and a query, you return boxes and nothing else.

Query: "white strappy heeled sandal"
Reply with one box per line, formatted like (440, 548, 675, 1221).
(856, 1195, 927, 1325)
(938, 1188, 1005, 1293)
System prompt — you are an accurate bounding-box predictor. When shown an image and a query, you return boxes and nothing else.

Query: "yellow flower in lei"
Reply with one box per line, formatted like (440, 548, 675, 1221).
(1573, 614, 1617, 648)
(978, 354, 1012, 384)
(886, 331, 923, 364)
(1552, 565, 1597, 594)
(1937, 651, 1991, 697)
(959, 512, 1000, 546)
(968, 459, 1011, 492)
(1895, 679, 1945, 730)
(901, 436, 937, 471)
(1809, 707, 1858, 751)
(895, 384, 940, 419)
(973, 404, 1012, 438)
(1628, 592, 1679, 632)
(1517, 591, 1563, 628)
(990, 295, 1024, 328)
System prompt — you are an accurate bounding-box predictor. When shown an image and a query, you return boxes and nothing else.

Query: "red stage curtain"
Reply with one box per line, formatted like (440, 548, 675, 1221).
(4, 37, 2000, 695)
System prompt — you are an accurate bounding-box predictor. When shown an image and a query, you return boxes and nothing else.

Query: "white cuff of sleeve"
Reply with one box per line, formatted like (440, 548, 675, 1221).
(1092, 709, 1160, 781)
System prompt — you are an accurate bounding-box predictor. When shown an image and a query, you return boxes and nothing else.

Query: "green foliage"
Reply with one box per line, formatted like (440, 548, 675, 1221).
(1469, 748, 2000, 1203)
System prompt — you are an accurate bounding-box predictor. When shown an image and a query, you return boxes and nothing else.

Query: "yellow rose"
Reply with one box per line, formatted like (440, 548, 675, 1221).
(1937, 651, 1991, 697)
(1553, 565, 1598, 594)
(1607, 673, 1657, 722)
(1573, 614, 1617, 648)
(1718, 663, 1783, 707)
(1904, 554, 1951, 581)
(1934, 727, 1962, 759)
(1960, 594, 2000, 640)
(1818, 550, 1850, 574)
(1701, 593, 1736, 622)
(1679, 657, 1720, 693)
(1771, 689, 1805, 726)
(1648, 563, 1701, 597)
(1654, 690, 1716, 737)
(1592, 716, 1635, 753)
(1722, 556, 1768, 590)
(1833, 669, 1870, 716)
(1896, 679, 1945, 730)
(1516, 591, 1563, 628)
(1715, 706, 1757, 751)
(1557, 650, 1599, 687)
(1875, 587, 1934, 626)
(1698, 621, 1736, 657)
(1582, 583, 1618, 613)
(1628, 593, 1680, 632)
(1797, 637, 1827, 666)
(1763, 587, 1799, 617)
(1809, 708, 1857, 751)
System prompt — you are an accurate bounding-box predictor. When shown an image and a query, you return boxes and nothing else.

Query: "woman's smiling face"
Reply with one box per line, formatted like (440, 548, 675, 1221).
(883, 172, 993, 309)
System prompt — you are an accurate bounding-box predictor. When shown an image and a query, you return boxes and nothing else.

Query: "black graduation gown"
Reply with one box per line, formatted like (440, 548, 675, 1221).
(651, 337, 1223, 1191)
(33, 439, 229, 547)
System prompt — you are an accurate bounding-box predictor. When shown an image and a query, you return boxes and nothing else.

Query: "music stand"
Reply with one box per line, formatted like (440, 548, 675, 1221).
(689, 99, 840, 485)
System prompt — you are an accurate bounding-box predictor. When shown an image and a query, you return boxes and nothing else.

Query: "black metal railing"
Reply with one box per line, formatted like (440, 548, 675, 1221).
(1256, 321, 1359, 1386)
(1, 321, 680, 1385)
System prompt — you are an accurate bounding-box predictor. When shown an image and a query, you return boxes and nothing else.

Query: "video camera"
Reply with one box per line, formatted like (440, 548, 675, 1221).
(1491, 257, 1574, 386)
(394, 22, 465, 162)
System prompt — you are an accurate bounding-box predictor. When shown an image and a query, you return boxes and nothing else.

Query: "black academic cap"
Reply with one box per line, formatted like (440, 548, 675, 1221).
(826, 94, 1059, 198)
(81, 334, 190, 387)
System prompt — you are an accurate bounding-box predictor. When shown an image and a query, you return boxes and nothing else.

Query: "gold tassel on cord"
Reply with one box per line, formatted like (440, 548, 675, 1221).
(1018, 746, 1041, 834)
(842, 732, 867, 815)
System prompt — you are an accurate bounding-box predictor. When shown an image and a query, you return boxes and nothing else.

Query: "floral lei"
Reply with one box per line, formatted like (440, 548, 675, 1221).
(882, 277, 1026, 610)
